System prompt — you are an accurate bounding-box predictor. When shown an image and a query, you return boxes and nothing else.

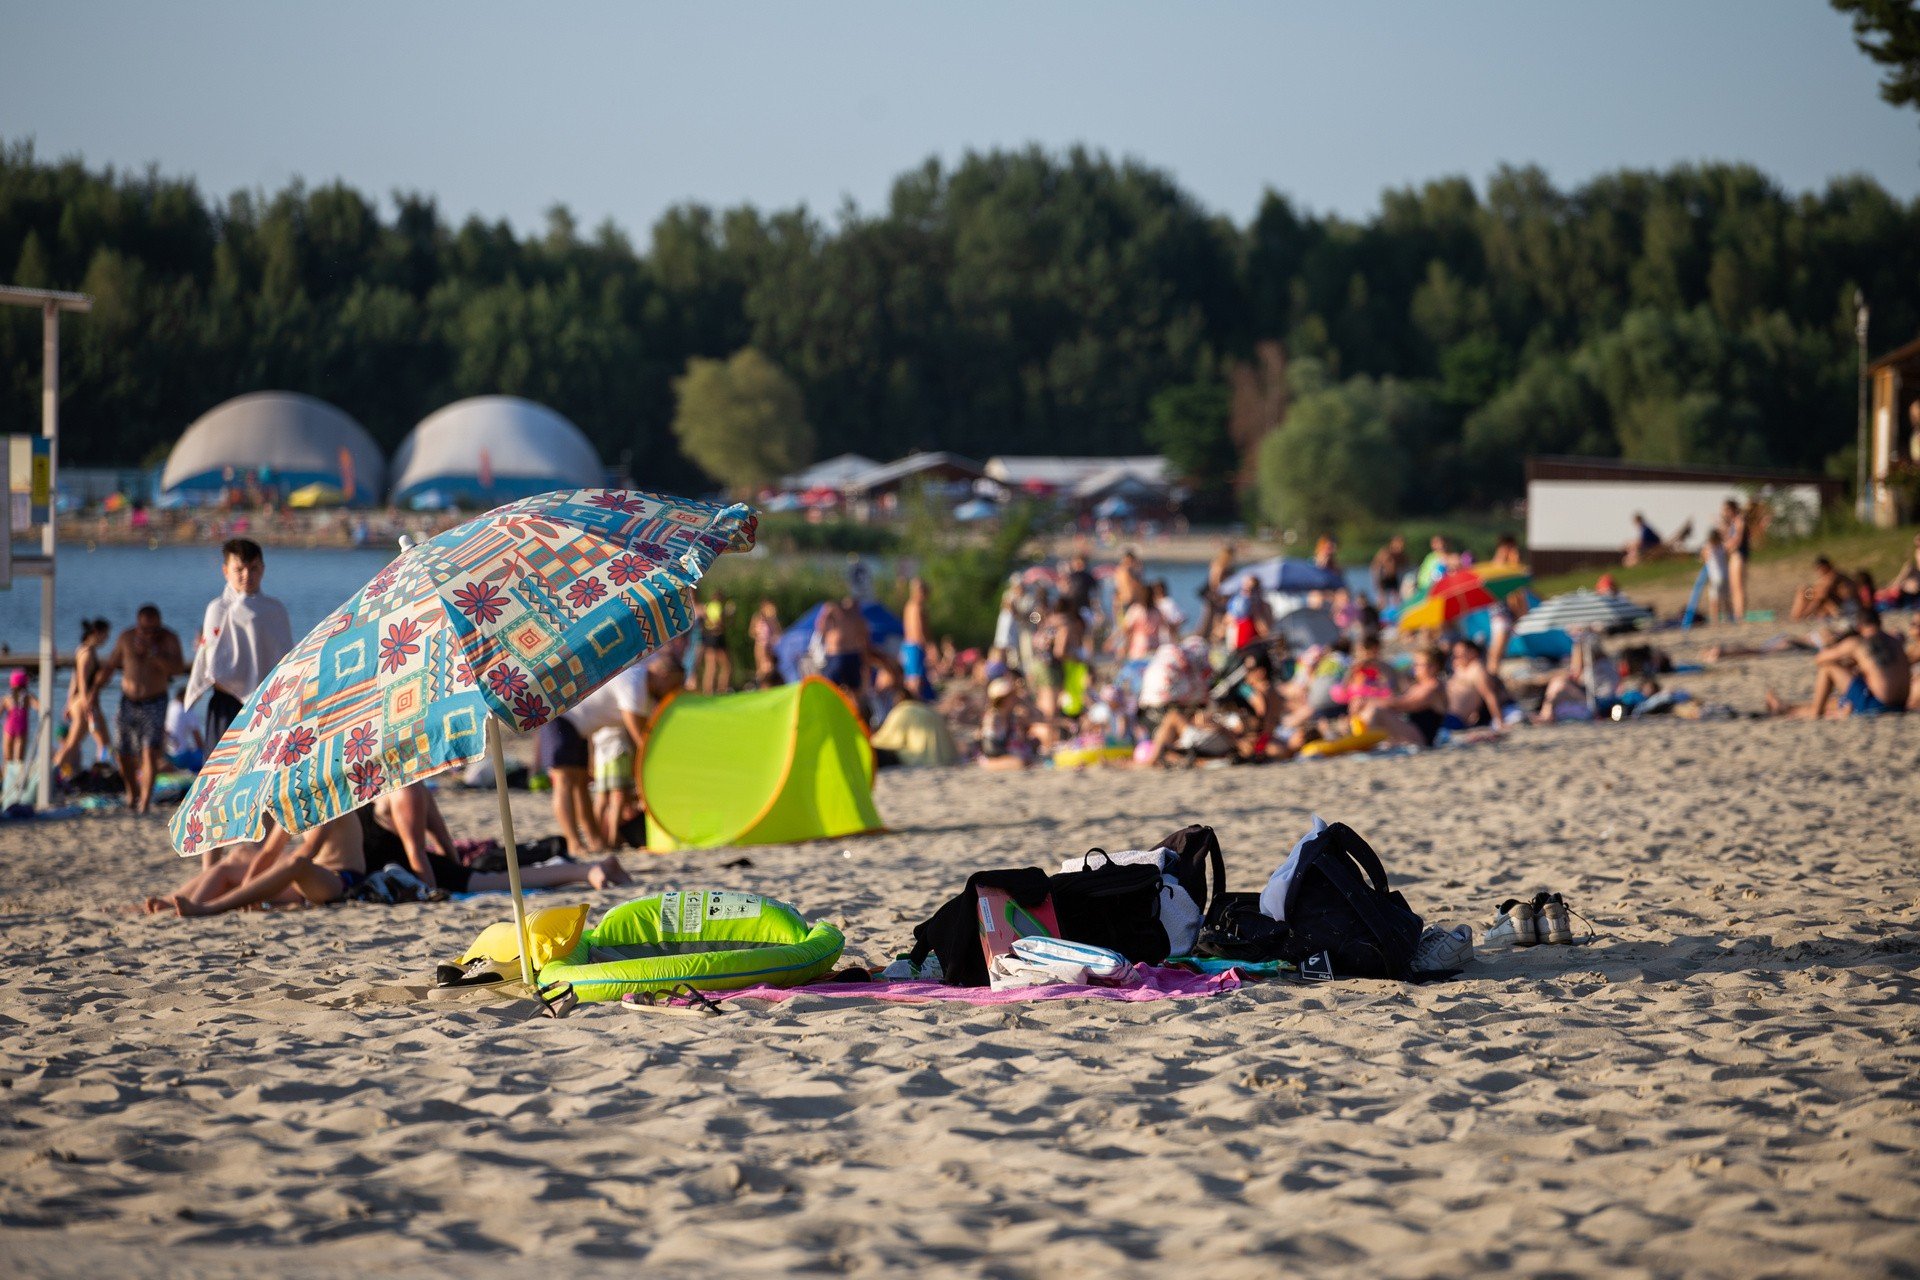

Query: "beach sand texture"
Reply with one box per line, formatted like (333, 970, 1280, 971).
(2, 635, 1918, 1278)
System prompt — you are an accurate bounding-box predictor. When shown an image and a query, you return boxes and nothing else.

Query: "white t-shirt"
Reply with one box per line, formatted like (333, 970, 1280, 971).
(165, 699, 200, 756)
(562, 666, 653, 737)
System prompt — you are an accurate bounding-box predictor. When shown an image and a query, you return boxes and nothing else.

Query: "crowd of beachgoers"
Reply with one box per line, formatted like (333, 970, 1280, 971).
(7, 509, 1918, 924)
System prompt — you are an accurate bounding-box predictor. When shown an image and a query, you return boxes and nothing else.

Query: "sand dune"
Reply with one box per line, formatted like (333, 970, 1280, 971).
(2, 623, 1917, 1277)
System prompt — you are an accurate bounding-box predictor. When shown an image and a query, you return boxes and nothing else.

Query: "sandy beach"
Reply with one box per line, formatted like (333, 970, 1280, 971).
(2, 621, 1917, 1278)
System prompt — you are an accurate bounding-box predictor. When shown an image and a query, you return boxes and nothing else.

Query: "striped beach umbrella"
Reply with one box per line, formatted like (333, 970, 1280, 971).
(1513, 588, 1653, 635)
(169, 488, 757, 989)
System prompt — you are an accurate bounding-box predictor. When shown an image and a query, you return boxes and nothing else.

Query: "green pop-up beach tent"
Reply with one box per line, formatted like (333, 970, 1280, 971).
(643, 677, 883, 852)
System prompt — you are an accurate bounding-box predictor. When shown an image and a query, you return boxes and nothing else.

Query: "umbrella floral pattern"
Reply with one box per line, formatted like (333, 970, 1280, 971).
(170, 488, 756, 857)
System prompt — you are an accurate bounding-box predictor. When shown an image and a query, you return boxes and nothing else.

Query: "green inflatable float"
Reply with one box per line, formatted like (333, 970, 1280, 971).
(539, 890, 846, 1002)
(643, 677, 883, 852)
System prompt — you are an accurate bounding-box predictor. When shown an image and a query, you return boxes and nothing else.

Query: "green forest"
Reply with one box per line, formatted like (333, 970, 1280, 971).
(2, 137, 1917, 523)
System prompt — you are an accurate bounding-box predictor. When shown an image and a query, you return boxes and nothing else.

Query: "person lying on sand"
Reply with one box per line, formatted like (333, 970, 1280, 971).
(145, 789, 630, 915)
(358, 784, 629, 895)
(152, 812, 365, 916)
(1765, 610, 1910, 719)
(1703, 634, 1821, 663)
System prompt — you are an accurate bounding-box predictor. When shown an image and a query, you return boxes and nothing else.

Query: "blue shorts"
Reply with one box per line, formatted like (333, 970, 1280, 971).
(1841, 676, 1887, 716)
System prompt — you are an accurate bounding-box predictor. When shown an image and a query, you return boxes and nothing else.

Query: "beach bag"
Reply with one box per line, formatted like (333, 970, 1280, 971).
(1057, 847, 1201, 954)
(1272, 822, 1422, 978)
(1047, 855, 1170, 964)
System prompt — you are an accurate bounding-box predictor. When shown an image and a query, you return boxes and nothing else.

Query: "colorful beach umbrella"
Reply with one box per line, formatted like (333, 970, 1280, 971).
(1396, 569, 1498, 632)
(1464, 562, 1531, 599)
(169, 488, 757, 990)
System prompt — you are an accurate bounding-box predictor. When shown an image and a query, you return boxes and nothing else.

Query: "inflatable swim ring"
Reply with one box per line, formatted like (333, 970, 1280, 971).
(1051, 742, 1135, 770)
(1298, 728, 1390, 758)
(539, 890, 845, 1002)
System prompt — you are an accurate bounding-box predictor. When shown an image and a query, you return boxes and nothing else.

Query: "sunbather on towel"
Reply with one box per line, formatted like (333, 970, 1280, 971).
(1765, 610, 1910, 718)
(1355, 646, 1450, 747)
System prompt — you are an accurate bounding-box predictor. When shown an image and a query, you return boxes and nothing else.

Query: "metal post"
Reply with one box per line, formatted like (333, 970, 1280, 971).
(486, 717, 537, 990)
(1855, 291, 1870, 524)
(0, 286, 89, 811)
(36, 302, 57, 809)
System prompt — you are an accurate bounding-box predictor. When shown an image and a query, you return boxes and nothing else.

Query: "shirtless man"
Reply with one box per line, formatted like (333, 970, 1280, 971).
(1112, 550, 1147, 615)
(900, 577, 931, 700)
(103, 605, 188, 813)
(1766, 610, 1910, 718)
(815, 596, 870, 695)
(1790, 558, 1855, 621)
(1445, 639, 1507, 731)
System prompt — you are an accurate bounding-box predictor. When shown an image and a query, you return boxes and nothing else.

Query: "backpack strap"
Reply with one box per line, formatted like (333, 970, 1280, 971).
(1323, 822, 1389, 893)
(1081, 847, 1113, 870)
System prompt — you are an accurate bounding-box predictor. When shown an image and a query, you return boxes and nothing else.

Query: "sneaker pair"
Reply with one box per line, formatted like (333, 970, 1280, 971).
(1481, 893, 1575, 949)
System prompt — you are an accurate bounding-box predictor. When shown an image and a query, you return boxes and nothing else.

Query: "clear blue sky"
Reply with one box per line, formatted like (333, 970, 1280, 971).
(6, 0, 1915, 237)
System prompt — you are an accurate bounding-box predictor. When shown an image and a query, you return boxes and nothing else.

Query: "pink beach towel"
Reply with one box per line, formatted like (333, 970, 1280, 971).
(717, 964, 1240, 1006)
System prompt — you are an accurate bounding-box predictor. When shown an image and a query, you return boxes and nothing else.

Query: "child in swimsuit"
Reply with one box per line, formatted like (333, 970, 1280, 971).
(4, 671, 38, 765)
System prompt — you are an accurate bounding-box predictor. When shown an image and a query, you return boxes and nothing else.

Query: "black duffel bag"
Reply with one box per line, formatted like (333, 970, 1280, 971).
(1047, 855, 1171, 964)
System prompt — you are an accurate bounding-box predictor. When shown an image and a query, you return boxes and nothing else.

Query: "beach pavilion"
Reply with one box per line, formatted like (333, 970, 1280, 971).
(388, 396, 604, 509)
(159, 392, 386, 505)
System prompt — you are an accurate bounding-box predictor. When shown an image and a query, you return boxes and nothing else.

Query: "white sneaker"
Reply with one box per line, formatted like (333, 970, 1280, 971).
(1537, 893, 1574, 945)
(1480, 899, 1538, 949)
(1413, 924, 1474, 970)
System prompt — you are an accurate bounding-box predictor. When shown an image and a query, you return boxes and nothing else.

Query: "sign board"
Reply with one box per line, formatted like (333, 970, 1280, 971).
(28, 436, 50, 525)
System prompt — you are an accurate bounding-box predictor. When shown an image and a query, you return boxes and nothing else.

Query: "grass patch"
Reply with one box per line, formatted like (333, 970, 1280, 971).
(1531, 520, 1918, 598)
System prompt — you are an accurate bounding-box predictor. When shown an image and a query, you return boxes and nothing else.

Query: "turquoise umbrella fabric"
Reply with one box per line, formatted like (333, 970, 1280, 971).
(170, 488, 756, 858)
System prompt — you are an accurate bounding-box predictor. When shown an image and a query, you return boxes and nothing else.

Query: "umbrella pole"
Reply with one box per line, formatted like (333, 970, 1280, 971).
(485, 717, 537, 991)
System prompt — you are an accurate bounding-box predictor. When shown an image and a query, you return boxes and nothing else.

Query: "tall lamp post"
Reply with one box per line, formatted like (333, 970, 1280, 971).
(0, 285, 92, 810)
(1855, 290, 1870, 523)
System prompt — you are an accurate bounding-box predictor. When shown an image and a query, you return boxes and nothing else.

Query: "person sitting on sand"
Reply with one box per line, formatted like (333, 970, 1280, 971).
(1537, 639, 1618, 722)
(1765, 610, 1910, 719)
(1883, 534, 1920, 607)
(1227, 654, 1288, 761)
(1354, 647, 1450, 748)
(1791, 558, 1855, 621)
(978, 676, 1034, 770)
(1444, 638, 1507, 731)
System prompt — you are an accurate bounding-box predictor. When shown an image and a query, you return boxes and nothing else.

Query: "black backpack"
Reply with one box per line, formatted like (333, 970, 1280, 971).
(1046, 855, 1171, 964)
(1273, 822, 1423, 978)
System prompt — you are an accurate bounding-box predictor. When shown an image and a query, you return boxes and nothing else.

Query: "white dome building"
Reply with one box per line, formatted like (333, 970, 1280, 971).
(160, 392, 385, 504)
(388, 396, 603, 507)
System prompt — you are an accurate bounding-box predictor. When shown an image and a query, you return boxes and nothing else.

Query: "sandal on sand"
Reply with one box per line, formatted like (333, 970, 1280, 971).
(537, 981, 579, 1020)
(622, 983, 724, 1018)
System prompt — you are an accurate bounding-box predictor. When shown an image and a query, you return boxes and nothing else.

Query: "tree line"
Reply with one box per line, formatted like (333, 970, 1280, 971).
(2, 136, 1916, 523)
